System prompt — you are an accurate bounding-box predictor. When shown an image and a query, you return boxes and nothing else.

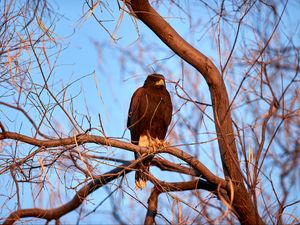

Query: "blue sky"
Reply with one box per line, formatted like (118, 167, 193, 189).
(53, 1, 300, 222)
(1, 0, 299, 224)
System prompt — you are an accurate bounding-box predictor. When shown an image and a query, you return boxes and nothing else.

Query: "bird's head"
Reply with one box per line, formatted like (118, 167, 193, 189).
(144, 74, 166, 89)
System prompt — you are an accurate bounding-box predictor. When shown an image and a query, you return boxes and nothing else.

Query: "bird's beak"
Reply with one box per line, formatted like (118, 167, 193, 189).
(155, 79, 165, 86)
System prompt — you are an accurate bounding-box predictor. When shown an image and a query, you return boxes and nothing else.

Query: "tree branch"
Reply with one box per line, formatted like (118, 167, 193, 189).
(126, 1, 265, 224)
(143, 176, 229, 224)
(0, 131, 227, 188)
(3, 155, 153, 225)
(1, 128, 227, 224)
(152, 157, 199, 176)
(144, 188, 159, 225)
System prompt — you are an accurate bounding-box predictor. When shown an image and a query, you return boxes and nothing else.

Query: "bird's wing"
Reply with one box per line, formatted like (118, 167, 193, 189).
(164, 90, 173, 127)
(127, 87, 145, 129)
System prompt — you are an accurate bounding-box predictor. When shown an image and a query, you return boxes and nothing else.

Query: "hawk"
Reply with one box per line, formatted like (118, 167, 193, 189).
(127, 74, 172, 189)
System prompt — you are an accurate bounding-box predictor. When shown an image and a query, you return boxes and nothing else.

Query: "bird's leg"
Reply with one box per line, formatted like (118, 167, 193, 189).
(139, 135, 150, 148)
(146, 132, 156, 154)
(138, 133, 156, 153)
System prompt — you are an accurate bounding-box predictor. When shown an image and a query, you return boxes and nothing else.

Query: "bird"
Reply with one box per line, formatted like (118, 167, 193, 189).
(127, 74, 173, 189)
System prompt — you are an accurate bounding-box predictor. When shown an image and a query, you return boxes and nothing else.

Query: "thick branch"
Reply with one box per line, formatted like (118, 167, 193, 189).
(143, 177, 229, 224)
(127, 0, 237, 177)
(158, 147, 226, 188)
(126, 1, 265, 224)
(152, 157, 199, 176)
(144, 188, 159, 225)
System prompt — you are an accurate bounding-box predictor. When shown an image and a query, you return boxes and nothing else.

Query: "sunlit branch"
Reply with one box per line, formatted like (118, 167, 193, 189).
(3, 156, 151, 225)
(0, 131, 227, 188)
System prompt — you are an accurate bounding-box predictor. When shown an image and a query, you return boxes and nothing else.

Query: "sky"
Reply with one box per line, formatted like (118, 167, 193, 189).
(1, 0, 299, 224)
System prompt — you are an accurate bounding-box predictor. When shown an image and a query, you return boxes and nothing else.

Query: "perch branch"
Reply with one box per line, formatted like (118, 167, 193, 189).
(0, 131, 227, 188)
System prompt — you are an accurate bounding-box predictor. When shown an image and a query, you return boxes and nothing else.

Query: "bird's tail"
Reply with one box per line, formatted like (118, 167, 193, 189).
(135, 170, 148, 190)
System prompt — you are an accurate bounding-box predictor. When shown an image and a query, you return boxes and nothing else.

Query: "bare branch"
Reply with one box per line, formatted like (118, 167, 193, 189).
(3, 155, 152, 225)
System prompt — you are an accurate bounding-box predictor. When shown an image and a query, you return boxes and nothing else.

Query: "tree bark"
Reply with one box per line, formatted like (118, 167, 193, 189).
(127, 1, 265, 224)
(144, 188, 159, 225)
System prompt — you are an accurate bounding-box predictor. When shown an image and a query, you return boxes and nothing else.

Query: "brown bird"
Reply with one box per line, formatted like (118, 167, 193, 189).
(127, 74, 173, 189)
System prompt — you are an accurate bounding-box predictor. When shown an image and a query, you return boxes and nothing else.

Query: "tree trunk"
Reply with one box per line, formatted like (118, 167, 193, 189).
(127, 1, 265, 224)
